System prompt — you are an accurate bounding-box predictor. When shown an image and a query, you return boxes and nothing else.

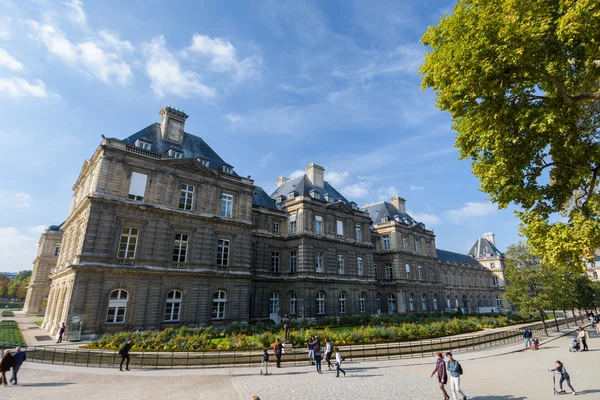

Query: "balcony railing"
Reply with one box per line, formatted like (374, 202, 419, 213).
(125, 145, 162, 160)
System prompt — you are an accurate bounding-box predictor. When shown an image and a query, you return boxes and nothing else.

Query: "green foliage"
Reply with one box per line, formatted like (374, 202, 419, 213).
(0, 320, 24, 345)
(1, 310, 14, 317)
(0, 271, 32, 299)
(420, 0, 600, 269)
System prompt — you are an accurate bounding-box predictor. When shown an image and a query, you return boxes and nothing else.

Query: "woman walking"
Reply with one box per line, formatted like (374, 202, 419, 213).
(0, 349, 14, 387)
(273, 338, 283, 368)
(334, 346, 346, 377)
(430, 352, 449, 400)
(324, 338, 334, 370)
(313, 338, 322, 373)
(578, 327, 589, 351)
(549, 360, 576, 395)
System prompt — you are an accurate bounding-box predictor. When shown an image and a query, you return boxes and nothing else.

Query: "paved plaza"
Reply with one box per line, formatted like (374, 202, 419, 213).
(3, 324, 599, 400)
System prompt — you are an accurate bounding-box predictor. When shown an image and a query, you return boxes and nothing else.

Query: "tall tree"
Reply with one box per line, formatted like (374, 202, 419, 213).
(420, 0, 600, 269)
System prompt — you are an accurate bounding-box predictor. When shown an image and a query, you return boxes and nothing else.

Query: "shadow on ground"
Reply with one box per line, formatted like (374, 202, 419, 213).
(470, 396, 526, 400)
(20, 382, 75, 387)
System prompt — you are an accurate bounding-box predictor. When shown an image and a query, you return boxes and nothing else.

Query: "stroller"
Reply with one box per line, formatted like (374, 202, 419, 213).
(568, 337, 580, 352)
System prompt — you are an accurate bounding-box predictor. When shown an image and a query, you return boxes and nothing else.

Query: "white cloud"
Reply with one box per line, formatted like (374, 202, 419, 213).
(444, 202, 497, 224)
(0, 190, 33, 208)
(0, 18, 10, 40)
(258, 152, 274, 168)
(98, 31, 135, 54)
(289, 169, 305, 179)
(65, 0, 86, 25)
(225, 113, 241, 123)
(0, 227, 39, 272)
(0, 48, 22, 71)
(324, 171, 349, 186)
(143, 35, 215, 98)
(376, 185, 399, 201)
(27, 20, 133, 85)
(0, 78, 47, 97)
(185, 34, 261, 81)
(410, 185, 424, 191)
(408, 209, 439, 227)
(341, 182, 370, 199)
(29, 225, 47, 234)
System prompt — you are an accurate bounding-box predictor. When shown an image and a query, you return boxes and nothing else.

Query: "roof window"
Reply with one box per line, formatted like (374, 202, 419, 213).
(168, 149, 183, 159)
(197, 158, 209, 167)
(135, 139, 152, 151)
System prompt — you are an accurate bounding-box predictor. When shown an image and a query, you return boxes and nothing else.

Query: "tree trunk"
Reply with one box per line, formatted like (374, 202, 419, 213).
(552, 308, 559, 332)
(539, 309, 548, 336)
(563, 309, 569, 328)
(578, 309, 584, 324)
(572, 308, 577, 325)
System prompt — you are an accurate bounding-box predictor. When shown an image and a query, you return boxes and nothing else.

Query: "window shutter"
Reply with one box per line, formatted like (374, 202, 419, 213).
(129, 172, 147, 198)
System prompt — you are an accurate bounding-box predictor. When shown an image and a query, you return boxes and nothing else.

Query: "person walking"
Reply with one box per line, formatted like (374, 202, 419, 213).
(334, 346, 345, 377)
(0, 350, 14, 387)
(118, 339, 133, 371)
(273, 338, 283, 368)
(57, 322, 66, 343)
(578, 327, 589, 351)
(313, 338, 322, 373)
(430, 352, 449, 400)
(260, 348, 269, 375)
(324, 338, 334, 370)
(9, 346, 26, 385)
(446, 352, 467, 400)
(523, 328, 532, 349)
(596, 315, 600, 335)
(549, 360, 576, 395)
(307, 336, 315, 365)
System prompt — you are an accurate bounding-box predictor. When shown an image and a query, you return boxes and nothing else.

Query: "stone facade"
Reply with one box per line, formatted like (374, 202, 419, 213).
(27, 107, 507, 338)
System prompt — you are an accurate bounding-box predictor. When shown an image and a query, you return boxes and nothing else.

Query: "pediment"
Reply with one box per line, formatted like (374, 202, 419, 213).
(325, 201, 354, 214)
(160, 158, 218, 177)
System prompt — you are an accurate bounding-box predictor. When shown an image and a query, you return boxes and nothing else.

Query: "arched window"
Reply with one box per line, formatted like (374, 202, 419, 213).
(270, 292, 280, 315)
(106, 289, 128, 323)
(212, 290, 227, 319)
(289, 292, 297, 315)
(316, 291, 326, 315)
(409, 294, 415, 311)
(433, 294, 438, 311)
(359, 292, 366, 313)
(164, 290, 183, 321)
(421, 294, 427, 311)
(339, 292, 347, 314)
(388, 294, 396, 313)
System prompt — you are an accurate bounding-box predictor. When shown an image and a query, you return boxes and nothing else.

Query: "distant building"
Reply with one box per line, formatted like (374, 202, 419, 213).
(25, 106, 507, 338)
(587, 250, 600, 282)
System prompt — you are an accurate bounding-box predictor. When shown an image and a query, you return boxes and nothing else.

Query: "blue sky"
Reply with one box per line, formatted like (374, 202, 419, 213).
(0, 0, 522, 272)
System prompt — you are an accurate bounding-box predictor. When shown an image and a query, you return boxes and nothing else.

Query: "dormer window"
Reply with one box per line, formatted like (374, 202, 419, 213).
(197, 158, 209, 167)
(381, 216, 389, 223)
(310, 190, 320, 200)
(325, 194, 334, 203)
(222, 165, 233, 174)
(287, 192, 295, 200)
(135, 139, 152, 151)
(276, 197, 282, 204)
(349, 202, 358, 210)
(168, 149, 183, 159)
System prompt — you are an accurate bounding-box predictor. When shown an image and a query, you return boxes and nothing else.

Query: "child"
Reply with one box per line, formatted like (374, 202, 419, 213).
(334, 346, 346, 377)
(549, 360, 576, 395)
(260, 348, 269, 375)
(569, 337, 580, 352)
(532, 337, 539, 350)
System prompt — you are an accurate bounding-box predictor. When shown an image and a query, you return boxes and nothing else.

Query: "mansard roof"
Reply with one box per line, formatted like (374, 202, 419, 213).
(436, 249, 483, 268)
(467, 237, 503, 258)
(120, 123, 237, 175)
(252, 186, 280, 211)
(270, 175, 349, 204)
(360, 201, 426, 229)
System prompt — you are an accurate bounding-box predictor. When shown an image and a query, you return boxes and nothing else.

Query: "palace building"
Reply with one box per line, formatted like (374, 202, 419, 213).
(25, 107, 507, 338)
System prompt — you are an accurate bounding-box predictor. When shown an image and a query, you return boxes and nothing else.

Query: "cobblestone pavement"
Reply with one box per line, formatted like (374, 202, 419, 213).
(4, 325, 599, 400)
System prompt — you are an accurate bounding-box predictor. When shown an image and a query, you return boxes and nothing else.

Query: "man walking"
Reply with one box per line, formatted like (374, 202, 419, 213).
(57, 322, 66, 343)
(523, 328, 532, 349)
(9, 346, 26, 385)
(446, 352, 467, 400)
(119, 339, 133, 371)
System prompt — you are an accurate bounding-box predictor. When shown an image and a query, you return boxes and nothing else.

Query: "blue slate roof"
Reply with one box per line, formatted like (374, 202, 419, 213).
(360, 201, 425, 228)
(252, 186, 280, 211)
(436, 249, 483, 268)
(120, 123, 237, 175)
(467, 237, 503, 258)
(270, 175, 349, 204)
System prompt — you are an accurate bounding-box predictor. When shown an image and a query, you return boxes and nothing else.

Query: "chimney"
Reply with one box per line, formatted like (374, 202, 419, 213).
(160, 106, 188, 144)
(390, 196, 406, 214)
(276, 176, 289, 188)
(482, 232, 496, 245)
(306, 163, 325, 188)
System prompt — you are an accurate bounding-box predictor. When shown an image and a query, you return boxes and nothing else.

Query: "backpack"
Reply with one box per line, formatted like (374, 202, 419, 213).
(456, 362, 463, 376)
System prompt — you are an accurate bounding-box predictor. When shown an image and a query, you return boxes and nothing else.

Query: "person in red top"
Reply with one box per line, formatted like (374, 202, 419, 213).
(430, 352, 449, 400)
(273, 338, 283, 368)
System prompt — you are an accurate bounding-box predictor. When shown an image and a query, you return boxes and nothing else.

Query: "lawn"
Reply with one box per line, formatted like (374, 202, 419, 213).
(35, 321, 43, 327)
(0, 320, 24, 345)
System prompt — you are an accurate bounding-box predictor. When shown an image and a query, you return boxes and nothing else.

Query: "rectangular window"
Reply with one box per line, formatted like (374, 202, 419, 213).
(357, 257, 363, 276)
(179, 184, 194, 210)
(418, 266, 423, 280)
(336, 220, 343, 238)
(168, 149, 183, 159)
(290, 251, 297, 274)
(54, 243, 61, 257)
(135, 139, 151, 150)
(172, 233, 189, 263)
(415, 238, 421, 252)
(443, 271, 448, 284)
(385, 263, 393, 280)
(217, 239, 230, 266)
(405, 263, 410, 279)
(495, 296, 503, 307)
(197, 158, 209, 167)
(221, 194, 233, 218)
(426, 241, 431, 255)
(315, 215, 322, 235)
(273, 223, 280, 234)
(316, 252, 323, 272)
(374, 264, 378, 279)
(492, 276, 499, 287)
(128, 172, 147, 201)
(272, 251, 280, 272)
(337, 255, 344, 274)
(117, 227, 139, 259)
(222, 165, 233, 174)
(355, 225, 361, 242)
(290, 294, 297, 315)
(383, 235, 390, 250)
(287, 192, 295, 200)
(490, 262, 496, 269)
(402, 236, 408, 251)
(289, 215, 297, 234)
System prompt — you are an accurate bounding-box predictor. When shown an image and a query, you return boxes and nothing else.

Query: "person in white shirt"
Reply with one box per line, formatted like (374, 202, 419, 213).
(334, 346, 345, 377)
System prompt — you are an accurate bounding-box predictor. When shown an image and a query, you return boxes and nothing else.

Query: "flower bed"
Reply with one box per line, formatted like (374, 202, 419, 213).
(87, 313, 539, 352)
(0, 320, 24, 345)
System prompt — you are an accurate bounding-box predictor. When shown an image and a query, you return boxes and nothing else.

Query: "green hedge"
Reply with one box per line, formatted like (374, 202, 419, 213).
(0, 320, 24, 345)
(2, 310, 14, 317)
